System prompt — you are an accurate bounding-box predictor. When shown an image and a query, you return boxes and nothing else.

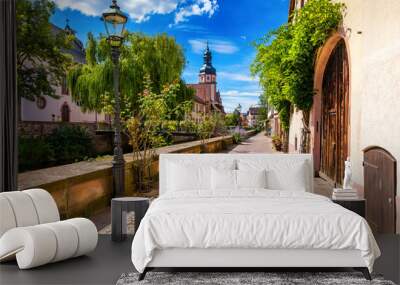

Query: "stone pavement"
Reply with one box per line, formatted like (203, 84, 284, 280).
(227, 132, 332, 198)
(228, 131, 277, 154)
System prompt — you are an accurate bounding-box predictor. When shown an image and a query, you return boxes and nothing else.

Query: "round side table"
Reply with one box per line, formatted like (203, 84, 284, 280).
(111, 197, 150, 242)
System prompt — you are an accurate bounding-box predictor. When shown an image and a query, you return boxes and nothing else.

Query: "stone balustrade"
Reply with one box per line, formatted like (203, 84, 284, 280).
(18, 135, 236, 219)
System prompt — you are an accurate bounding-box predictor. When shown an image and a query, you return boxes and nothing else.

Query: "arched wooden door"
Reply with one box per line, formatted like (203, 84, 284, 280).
(320, 40, 349, 184)
(61, 102, 70, 122)
(364, 147, 396, 233)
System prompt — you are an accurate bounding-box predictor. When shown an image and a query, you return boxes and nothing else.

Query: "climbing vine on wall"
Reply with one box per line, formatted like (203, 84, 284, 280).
(252, 0, 345, 152)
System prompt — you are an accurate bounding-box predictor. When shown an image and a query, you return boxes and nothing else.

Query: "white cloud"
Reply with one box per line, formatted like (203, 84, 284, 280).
(219, 72, 258, 82)
(171, 24, 208, 33)
(221, 90, 262, 97)
(222, 96, 259, 113)
(174, 0, 218, 25)
(219, 89, 262, 113)
(188, 39, 238, 54)
(123, 0, 179, 22)
(55, 0, 218, 24)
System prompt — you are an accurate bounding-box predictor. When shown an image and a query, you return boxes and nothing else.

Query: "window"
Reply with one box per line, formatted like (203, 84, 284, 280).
(36, 96, 46, 109)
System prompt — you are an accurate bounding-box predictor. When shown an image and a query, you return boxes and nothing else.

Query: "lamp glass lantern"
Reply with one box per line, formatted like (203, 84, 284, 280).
(101, 0, 127, 48)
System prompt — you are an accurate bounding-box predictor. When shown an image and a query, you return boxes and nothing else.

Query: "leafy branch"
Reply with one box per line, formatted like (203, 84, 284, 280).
(252, 0, 345, 152)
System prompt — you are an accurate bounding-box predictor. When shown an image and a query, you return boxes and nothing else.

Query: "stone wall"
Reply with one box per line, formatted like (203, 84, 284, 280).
(18, 135, 234, 219)
(19, 121, 114, 154)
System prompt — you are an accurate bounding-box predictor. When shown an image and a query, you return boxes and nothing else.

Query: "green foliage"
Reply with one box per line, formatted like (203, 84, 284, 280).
(47, 126, 94, 164)
(197, 115, 216, 145)
(18, 125, 94, 172)
(212, 113, 228, 136)
(225, 112, 240, 127)
(232, 132, 242, 144)
(252, 0, 345, 130)
(19, 137, 55, 172)
(179, 118, 197, 133)
(126, 77, 191, 192)
(67, 32, 186, 117)
(17, 0, 73, 100)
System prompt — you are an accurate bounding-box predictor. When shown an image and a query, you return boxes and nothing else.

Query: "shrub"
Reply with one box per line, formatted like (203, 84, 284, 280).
(19, 137, 55, 172)
(271, 135, 282, 151)
(232, 132, 242, 144)
(47, 125, 94, 164)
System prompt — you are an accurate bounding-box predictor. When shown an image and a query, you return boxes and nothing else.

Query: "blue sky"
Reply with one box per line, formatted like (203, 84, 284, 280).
(51, 0, 289, 113)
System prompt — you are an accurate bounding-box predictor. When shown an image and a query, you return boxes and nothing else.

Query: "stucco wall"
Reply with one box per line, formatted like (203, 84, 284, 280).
(341, 0, 400, 198)
(289, 0, 400, 232)
(288, 108, 303, 153)
(21, 85, 107, 123)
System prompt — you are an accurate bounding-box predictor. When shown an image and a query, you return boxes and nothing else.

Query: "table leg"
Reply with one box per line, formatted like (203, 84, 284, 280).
(111, 202, 122, 242)
(133, 202, 149, 235)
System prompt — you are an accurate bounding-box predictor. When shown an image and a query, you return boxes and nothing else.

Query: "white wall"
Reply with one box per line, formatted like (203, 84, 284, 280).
(289, 0, 400, 197)
(341, 0, 400, 197)
(288, 108, 303, 153)
(21, 85, 107, 123)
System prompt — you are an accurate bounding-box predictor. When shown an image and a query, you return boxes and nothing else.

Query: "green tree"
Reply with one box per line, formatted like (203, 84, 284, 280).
(126, 76, 189, 192)
(17, 0, 73, 101)
(225, 113, 240, 127)
(67, 32, 187, 118)
(252, 0, 344, 152)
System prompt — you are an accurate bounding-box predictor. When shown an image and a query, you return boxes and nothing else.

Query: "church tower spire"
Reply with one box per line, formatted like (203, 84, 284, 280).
(199, 41, 216, 84)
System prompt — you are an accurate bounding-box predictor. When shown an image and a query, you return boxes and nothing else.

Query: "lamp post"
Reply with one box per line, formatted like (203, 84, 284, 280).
(102, 0, 127, 196)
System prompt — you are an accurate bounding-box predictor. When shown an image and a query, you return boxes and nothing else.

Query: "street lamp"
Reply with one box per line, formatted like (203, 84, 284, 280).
(102, 0, 127, 196)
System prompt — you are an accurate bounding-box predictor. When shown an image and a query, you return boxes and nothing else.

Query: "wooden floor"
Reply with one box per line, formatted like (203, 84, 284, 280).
(0, 235, 398, 285)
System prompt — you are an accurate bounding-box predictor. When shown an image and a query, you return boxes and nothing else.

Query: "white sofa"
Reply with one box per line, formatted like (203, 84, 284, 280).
(0, 189, 98, 269)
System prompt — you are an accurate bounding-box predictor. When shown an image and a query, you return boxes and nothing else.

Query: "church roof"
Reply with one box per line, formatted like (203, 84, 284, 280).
(199, 42, 216, 75)
(51, 21, 85, 64)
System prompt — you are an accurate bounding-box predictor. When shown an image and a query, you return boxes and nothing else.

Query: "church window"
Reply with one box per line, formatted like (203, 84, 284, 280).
(36, 96, 46, 109)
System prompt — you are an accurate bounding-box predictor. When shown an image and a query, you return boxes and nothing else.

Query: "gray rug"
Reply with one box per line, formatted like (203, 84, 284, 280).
(116, 272, 395, 285)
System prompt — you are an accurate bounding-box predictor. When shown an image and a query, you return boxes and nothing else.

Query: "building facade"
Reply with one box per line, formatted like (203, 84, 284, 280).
(247, 106, 262, 128)
(20, 23, 109, 124)
(287, 0, 400, 233)
(187, 43, 225, 123)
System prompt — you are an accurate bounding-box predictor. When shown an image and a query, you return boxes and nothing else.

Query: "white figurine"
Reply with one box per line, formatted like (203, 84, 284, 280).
(343, 157, 352, 190)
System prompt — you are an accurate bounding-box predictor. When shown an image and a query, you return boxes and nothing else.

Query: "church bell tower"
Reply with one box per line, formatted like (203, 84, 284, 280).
(199, 42, 216, 84)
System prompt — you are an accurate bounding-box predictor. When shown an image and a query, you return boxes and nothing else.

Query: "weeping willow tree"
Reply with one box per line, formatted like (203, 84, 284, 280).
(67, 32, 190, 120)
(252, 0, 345, 153)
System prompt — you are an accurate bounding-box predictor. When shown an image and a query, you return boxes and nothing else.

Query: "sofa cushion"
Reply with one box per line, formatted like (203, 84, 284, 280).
(0, 196, 17, 237)
(0, 192, 39, 228)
